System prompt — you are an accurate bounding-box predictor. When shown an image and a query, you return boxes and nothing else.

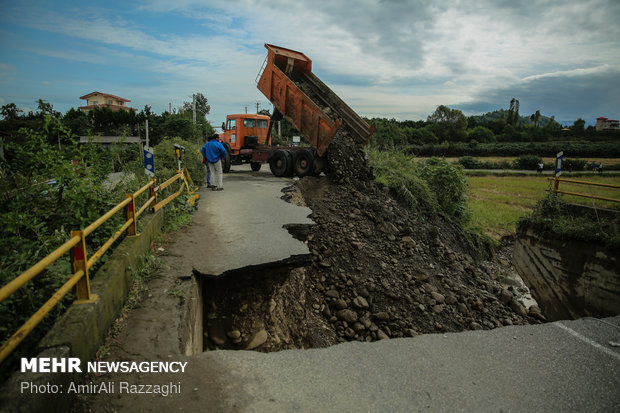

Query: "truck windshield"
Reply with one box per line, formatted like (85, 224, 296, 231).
(257, 119, 268, 128)
(243, 119, 256, 127)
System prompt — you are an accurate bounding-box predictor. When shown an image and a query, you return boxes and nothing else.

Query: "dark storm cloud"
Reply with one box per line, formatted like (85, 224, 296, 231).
(456, 67, 620, 124)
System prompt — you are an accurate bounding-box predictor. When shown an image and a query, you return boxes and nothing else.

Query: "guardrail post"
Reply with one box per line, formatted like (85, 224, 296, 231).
(150, 178, 157, 212)
(126, 194, 138, 236)
(553, 177, 560, 192)
(70, 230, 96, 303)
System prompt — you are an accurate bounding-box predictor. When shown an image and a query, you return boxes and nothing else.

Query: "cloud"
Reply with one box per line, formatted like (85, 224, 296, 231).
(1, 0, 619, 124)
(456, 66, 620, 123)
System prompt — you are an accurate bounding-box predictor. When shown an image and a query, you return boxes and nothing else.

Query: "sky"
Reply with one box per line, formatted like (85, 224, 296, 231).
(1, 0, 619, 128)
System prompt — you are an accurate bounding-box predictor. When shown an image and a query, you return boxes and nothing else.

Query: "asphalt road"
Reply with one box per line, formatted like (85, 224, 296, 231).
(193, 315, 620, 413)
(72, 164, 619, 413)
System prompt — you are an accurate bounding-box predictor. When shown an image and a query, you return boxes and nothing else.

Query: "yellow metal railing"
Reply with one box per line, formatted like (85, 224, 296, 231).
(0, 168, 198, 364)
(549, 177, 620, 203)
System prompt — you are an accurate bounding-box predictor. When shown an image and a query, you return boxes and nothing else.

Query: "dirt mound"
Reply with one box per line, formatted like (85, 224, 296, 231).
(202, 131, 536, 352)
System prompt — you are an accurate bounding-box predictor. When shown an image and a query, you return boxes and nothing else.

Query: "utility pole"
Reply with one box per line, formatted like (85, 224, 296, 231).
(256, 102, 260, 113)
(192, 94, 196, 124)
(169, 102, 172, 113)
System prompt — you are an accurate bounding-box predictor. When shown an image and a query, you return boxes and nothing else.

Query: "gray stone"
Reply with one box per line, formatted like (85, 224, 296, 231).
(353, 296, 369, 309)
(457, 303, 469, 314)
(227, 330, 241, 339)
(376, 329, 390, 340)
(431, 292, 445, 304)
(336, 309, 358, 323)
(373, 311, 390, 321)
(445, 295, 458, 305)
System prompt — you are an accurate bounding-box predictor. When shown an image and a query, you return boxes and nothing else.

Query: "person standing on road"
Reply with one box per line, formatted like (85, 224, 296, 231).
(201, 134, 226, 191)
(201, 137, 213, 189)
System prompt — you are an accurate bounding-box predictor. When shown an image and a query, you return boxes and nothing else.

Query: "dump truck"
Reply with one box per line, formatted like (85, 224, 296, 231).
(218, 43, 375, 177)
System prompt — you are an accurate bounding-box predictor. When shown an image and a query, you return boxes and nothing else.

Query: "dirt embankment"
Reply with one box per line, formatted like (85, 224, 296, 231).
(202, 128, 541, 352)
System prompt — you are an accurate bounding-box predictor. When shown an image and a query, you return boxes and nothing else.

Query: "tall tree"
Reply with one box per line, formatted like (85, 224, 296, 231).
(506, 98, 520, 128)
(182, 93, 210, 120)
(530, 110, 541, 128)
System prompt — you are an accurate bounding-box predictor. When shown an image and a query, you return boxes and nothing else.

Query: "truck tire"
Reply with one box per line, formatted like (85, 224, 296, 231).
(293, 149, 314, 178)
(250, 161, 262, 172)
(222, 141, 232, 173)
(269, 149, 293, 177)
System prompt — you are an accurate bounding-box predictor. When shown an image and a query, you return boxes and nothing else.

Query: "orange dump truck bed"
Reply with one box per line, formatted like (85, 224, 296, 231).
(256, 44, 374, 157)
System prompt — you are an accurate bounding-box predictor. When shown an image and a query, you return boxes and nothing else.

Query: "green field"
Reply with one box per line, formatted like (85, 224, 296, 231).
(467, 174, 620, 239)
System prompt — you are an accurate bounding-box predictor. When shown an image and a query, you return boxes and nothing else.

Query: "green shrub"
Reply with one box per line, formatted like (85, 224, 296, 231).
(368, 150, 471, 224)
(513, 154, 543, 170)
(417, 157, 471, 224)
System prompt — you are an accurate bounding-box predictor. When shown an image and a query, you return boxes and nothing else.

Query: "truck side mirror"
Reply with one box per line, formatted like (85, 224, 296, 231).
(221, 122, 226, 131)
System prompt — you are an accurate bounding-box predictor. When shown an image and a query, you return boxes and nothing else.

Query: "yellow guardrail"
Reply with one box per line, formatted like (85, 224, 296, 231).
(549, 177, 620, 203)
(0, 168, 199, 364)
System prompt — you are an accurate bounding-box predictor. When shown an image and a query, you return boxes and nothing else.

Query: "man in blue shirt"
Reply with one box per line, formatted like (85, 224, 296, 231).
(200, 134, 227, 191)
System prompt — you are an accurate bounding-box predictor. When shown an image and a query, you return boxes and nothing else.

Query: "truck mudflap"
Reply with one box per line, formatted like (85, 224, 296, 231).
(257, 44, 374, 157)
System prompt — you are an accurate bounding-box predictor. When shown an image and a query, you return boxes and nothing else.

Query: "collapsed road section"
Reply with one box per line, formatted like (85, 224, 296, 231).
(196, 44, 536, 353)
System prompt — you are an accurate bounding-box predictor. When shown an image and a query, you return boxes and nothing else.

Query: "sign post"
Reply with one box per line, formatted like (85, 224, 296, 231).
(144, 146, 155, 177)
(554, 151, 563, 192)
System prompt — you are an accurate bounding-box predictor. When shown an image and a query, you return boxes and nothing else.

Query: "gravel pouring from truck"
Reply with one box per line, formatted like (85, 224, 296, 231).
(219, 43, 375, 177)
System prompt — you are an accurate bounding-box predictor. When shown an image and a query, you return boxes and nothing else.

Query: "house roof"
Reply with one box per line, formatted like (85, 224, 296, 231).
(79, 92, 131, 102)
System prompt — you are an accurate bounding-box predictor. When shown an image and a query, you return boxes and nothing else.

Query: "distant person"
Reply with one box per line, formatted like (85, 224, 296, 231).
(591, 161, 597, 172)
(537, 162, 544, 174)
(201, 137, 213, 188)
(201, 134, 226, 191)
(598, 163, 603, 174)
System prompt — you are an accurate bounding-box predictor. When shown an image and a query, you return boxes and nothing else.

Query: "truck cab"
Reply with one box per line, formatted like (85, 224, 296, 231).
(220, 114, 271, 158)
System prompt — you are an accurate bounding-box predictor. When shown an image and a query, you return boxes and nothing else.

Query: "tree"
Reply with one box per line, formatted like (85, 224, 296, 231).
(427, 105, 467, 142)
(1, 103, 22, 120)
(573, 118, 585, 134)
(506, 98, 520, 128)
(182, 93, 210, 120)
(37, 99, 61, 118)
(530, 110, 541, 128)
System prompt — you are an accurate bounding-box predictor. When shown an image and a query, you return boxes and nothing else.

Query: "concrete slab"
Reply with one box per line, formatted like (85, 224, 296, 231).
(189, 167, 313, 276)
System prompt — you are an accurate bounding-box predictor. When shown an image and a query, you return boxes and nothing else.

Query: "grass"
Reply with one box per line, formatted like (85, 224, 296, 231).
(424, 156, 620, 165)
(467, 174, 620, 239)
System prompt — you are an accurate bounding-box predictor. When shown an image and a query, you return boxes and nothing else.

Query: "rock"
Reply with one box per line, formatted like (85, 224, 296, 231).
(208, 325, 227, 346)
(319, 260, 332, 268)
(509, 299, 527, 316)
(500, 289, 514, 304)
(445, 295, 458, 305)
(334, 299, 348, 310)
(431, 292, 445, 304)
(352, 322, 366, 332)
(227, 330, 241, 339)
(336, 309, 358, 323)
(325, 289, 339, 298)
(470, 322, 483, 330)
(432, 305, 443, 314)
(376, 329, 390, 340)
(373, 311, 390, 321)
(353, 296, 369, 309)
(457, 303, 469, 314)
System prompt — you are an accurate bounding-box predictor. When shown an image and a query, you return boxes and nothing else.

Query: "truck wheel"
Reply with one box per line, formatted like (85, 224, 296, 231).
(293, 149, 314, 178)
(269, 149, 293, 177)
(222, 142, 232, 173)
(250, 161, 262, 172)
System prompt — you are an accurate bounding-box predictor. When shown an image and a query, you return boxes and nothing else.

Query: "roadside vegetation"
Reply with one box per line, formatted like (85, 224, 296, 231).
(0, 99, 205, 381)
